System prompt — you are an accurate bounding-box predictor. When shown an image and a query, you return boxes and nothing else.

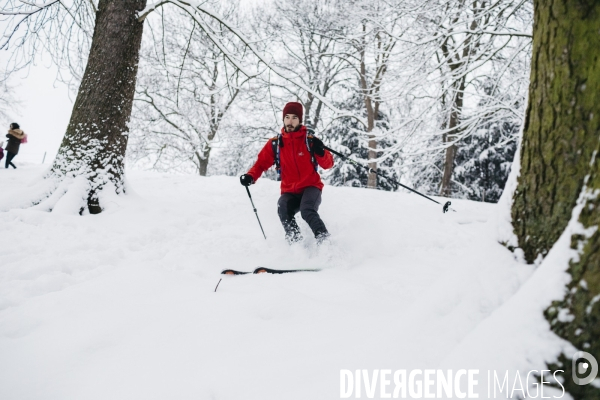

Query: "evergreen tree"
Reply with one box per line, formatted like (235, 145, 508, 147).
(410, 78, 522, 202)
(321, 91, 400, 191)
(453, 119, 518, 203)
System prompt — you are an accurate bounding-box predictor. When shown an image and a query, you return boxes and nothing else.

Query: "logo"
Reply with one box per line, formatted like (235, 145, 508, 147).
(340, 369, 567, 398)
(298, 152, 304, 156)
(572, 351, 598, 385)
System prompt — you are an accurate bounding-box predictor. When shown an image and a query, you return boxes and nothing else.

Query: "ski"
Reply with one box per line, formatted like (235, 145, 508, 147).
(253, 267, 320, 274)
(220, 267, 320, 275)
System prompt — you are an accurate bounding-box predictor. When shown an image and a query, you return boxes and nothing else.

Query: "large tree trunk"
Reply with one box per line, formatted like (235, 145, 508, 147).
(51, 0, 146, 214)
(513, 1, 600, 399)
(512, 0, 600, 263)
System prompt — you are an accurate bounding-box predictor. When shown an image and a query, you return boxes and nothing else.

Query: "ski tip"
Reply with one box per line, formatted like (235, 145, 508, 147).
(221, 269, 250, 275)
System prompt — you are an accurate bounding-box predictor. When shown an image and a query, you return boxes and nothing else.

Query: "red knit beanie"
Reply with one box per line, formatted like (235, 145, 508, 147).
(282, 102, 303, 123)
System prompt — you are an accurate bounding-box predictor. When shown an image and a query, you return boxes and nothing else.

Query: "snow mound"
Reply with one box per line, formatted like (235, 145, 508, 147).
(0, 166, 571, 399)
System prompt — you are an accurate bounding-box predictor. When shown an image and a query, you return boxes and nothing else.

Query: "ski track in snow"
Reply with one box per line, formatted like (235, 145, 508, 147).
(0, 165, 570, 399)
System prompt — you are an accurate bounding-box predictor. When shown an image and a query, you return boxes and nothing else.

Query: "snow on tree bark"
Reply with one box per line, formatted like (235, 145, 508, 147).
(51, 0, 146, 214)
(513, 1, 600, 398)
(512, 0, 600, 263)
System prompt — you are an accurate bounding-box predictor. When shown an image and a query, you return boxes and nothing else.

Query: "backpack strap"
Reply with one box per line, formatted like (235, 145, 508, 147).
(306, 134, 318, 172)
(271, 130, 318, 179)
(271, 135, 282, 181)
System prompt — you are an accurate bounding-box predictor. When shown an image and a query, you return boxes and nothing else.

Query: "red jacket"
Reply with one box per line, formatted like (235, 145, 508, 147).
(247, 126, 334, 194)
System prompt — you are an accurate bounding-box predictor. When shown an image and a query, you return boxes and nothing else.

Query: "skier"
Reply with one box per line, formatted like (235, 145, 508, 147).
(240, 102, 334, 244)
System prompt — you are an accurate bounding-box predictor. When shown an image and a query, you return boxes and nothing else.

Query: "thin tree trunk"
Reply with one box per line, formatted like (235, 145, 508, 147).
(367, 137, 377, 188)
(366, 98, 377, 189)
(439, 76, 466, 197)
(198, 129, 216, 177)
(197, 90, 223, 177)
(51, 0, 146, 213)
(198, 152, 209, 176)
(360, 59, 377, 189)
(440, 139, 457, 197)
(439, 1, 483, 198)
(357, 22, 378, 190)
(304, 93, 314, 128)
(513, 2, 600, 398)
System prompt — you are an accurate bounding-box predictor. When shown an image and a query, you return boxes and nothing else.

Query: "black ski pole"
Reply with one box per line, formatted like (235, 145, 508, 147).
(323, 145, 455, 213)
(245, 186, 267, 239)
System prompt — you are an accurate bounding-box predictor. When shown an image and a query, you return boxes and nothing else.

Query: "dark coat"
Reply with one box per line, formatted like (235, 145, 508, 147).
(6, 129, 24, 155)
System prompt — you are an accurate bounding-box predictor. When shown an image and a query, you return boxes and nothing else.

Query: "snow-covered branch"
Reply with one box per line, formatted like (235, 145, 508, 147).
(136, 0, 361, 126)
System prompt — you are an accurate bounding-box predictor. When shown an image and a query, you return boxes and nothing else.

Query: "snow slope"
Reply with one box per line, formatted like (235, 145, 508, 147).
(0, 165, 573, 399)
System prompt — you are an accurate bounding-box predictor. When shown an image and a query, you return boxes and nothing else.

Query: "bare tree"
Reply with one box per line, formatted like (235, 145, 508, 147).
(0, 0, 532, 211)
(130, 4, 250, 176)
(254, 0, 352, 131)
(0, 76, 20, 125)
(435, 1, 532, 196)
(0, 0, 96, 90)
(341, 0, 405, 189)
(397, 0, 532, 197)
(0, 0, 353, 213)
(0, 0, 151, 213)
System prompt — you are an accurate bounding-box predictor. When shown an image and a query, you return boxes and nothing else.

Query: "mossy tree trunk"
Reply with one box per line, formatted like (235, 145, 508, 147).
(512, 0, 600, 263)
(51, 0, 146, 213)
(512, 1, 600, 398)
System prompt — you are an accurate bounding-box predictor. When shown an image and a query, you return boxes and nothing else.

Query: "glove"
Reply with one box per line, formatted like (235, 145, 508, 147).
(311, 136, 325, 157)
(240, 174, 254, 186)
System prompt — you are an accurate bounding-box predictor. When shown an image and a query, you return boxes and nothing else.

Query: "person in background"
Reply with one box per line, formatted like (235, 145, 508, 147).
(6, 122, 25, 169)
(0, 141, 4, 164)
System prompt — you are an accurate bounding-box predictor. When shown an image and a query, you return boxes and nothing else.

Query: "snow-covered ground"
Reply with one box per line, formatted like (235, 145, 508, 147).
(0, 165, 574, 399)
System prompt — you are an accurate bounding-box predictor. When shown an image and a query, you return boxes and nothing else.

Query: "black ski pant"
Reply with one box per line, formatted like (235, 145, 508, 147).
(5, 152, 16, 169)
(277, 186, 328, 239)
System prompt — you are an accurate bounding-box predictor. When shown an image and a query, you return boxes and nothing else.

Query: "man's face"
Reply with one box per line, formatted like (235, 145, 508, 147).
(284, 114, 300, 132)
